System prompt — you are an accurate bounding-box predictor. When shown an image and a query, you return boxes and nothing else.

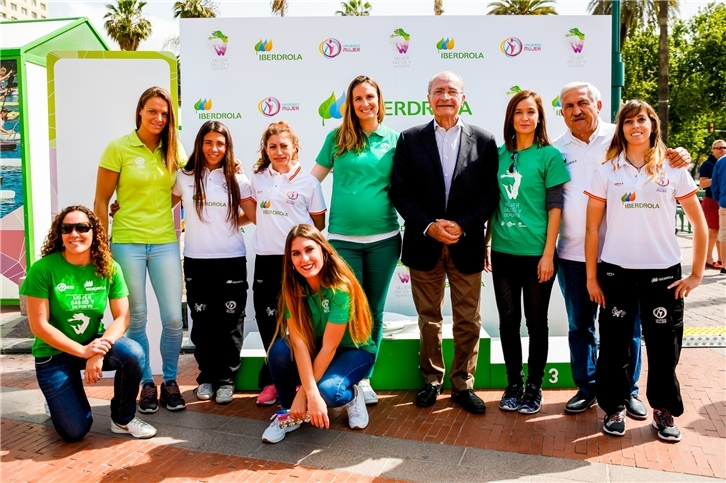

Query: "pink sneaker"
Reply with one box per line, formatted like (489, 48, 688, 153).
(257, 384, 278, 406)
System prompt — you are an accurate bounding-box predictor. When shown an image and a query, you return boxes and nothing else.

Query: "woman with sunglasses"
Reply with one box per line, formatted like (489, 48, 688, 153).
(21, 205, 156, 441)
(172, 121, 256, 405)
(585, 100, 706, 442)
(261, 224, 374, 444)
(250, 121, 326, 407)
(94, 87, 187, 414)
(485, 90, 571, 414)
(312, 75, 400, 405)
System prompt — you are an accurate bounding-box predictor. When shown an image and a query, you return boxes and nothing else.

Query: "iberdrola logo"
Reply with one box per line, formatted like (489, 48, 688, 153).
(254, 39, 273, 52)
(260, 200, 271, 209)
(566, 28, 585, 53)
(621, 192, 636, 203)
(507, 85, 522, 95)
(208, 30, 228, 56)
(436, 38, 454, 51)
(195, 98, 213, 111)
(318, 91, 346, 126)
(390, 28, 410, 54)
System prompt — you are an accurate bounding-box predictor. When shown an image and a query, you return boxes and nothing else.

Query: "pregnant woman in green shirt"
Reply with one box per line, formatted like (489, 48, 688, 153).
(312, 75, 401, 405)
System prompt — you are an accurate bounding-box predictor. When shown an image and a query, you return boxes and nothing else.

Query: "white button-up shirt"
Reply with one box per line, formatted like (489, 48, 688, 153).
(434, 117, 463, 208)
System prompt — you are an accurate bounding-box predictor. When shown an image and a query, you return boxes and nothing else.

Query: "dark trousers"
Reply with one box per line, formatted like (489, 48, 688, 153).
(596, 262, 684, 417)
(253, 254, 284, 389)
(185, 256, 247, 387)
(492, 250, 557, 388)
(35, 337, 144, 442)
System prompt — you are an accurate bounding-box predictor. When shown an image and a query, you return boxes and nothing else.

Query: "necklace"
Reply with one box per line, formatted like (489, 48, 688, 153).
(625, 156, 645, 173)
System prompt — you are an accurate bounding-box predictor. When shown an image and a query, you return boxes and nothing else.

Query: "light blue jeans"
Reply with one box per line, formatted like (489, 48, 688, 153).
(111, 242, 183, 384)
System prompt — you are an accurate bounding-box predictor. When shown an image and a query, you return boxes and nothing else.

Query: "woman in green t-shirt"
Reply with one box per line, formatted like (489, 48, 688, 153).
(312, 75, 401, 405)
(485, 90, 571, 416)
(21, 205, 156, 441)
(94, 87, 187, 414)
(261, 224, 375, 444)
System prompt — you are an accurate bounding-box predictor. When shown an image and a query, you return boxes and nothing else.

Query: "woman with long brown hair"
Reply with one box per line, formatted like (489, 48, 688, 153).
(485, 89, 570, 415)
(312, 75, 400, 405)
(94, 86, 187, 414)
(585, 99, 706, 442)
(21, 205, 156, 441)
(172, 121, 256, 405)
(261, 224, 375, 444)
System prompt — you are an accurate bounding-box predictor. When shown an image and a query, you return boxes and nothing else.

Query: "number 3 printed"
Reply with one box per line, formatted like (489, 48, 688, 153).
(548, 367, 558, 384)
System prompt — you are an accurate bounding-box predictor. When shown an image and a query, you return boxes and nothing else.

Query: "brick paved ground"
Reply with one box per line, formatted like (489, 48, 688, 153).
(1, 346, 724, 482)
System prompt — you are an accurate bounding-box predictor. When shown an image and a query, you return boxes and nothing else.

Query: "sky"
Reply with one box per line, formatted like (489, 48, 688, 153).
(48, 0, 713, 51)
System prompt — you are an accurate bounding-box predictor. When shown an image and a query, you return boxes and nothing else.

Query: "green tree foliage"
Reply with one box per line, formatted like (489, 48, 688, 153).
(622, 2, 726, 165)
(486, 0, 557, 15)
(588, 0, 678, 47)
(173, 0, 218, 18)
(104, 0, 152, 51)
(336, 0, 372, 16)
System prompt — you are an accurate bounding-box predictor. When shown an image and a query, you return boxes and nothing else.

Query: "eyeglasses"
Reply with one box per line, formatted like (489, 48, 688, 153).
(509, 151, 518, 173)
(714, 146, 726, 150)
(60, 223, 92, 234)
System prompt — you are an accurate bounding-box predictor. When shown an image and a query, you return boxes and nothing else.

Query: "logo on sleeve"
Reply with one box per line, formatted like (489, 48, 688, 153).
(322, 299, 330, 313)
(225, 301, 237, 313)
(68, 313, 91, 335)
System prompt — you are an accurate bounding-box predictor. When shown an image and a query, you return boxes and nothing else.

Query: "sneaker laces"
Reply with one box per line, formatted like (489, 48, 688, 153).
(140, 385, 156, 399)
(129, 417, 153, 429)
(165, 382, 181, 396)
(346, 388, 363, 417)
(657, 409, 674, 426)
(503, 384, 522, 399)
(609, 411, 625, 423)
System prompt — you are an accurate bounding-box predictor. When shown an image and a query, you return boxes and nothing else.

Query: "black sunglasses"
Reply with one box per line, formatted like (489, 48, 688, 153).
(60, 223, 92, 234)
(509, 151, 518, 173)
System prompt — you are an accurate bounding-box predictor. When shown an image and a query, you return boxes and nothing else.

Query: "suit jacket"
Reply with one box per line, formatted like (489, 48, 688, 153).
(390, 120, 499, 274)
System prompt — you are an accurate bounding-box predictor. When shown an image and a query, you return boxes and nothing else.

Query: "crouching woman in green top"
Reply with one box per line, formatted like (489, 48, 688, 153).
(21, 205, 156, 441)
(261, 224, 375, 444)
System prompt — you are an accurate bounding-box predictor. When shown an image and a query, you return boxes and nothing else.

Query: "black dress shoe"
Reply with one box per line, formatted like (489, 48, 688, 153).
(451, 389, 486, 414)
(415, 383, 443, 407)
(625, 394, 648, 420)
(564, 391, 597, 414)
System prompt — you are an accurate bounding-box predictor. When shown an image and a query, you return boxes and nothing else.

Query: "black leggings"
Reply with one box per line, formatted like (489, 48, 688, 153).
(492, 250, 557, 388)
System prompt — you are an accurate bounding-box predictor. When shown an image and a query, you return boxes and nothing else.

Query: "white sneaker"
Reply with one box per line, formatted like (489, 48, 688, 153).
(111, 417, 157, 439)
(195, 383, 214, 401)
(345, 385, 369, 430)
(216, 385, 234, 405)
(262, 412, 301, 443)
(359, 379, 378, 405)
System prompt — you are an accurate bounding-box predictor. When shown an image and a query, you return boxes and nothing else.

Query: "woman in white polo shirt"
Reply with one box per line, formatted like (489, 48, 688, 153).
(585, 100, 707, 442)
(312, 75, 400, 405)
(172, 121, 256, 405)
(251, 121, 326, 407)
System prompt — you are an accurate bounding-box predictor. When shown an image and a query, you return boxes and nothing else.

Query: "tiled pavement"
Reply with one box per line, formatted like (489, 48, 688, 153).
(1, 232, 724, 482)
(1, 346, 724, 483)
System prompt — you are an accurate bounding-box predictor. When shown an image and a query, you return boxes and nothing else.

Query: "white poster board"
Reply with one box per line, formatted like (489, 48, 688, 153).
(48, 51, 179, 375)
(180, 16, 611, 337)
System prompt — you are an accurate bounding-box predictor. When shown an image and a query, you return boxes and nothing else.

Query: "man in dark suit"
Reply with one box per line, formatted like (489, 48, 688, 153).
(390, 71, 499, 414)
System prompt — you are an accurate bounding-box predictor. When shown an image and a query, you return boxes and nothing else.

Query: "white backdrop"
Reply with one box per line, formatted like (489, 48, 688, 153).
(180, 16, 611, 337)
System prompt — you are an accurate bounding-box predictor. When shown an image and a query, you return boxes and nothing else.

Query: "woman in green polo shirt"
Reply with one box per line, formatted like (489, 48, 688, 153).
(261, 224, 375, 444)
(94, 86, 187, 415)
(485, 90, 571, 415)
(312, 75, 401, 405)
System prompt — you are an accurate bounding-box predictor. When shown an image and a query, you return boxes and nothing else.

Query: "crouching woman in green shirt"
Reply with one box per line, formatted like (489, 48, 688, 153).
(312, 75, 401, 405)
(21, 205, 156, 441)
(261, 224, 375, 444)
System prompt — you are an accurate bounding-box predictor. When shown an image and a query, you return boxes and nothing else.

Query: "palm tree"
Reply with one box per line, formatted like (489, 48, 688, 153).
(434, 0, 444, 15)
(587, 0, 678, 47)
(173, 0, 218, 18)
(487, 0, 556, 15)
(271, 0, 287, 16)
(104, 0, 152, 51)
(657, 0, 669, 142)
(336, 0, 372, 16)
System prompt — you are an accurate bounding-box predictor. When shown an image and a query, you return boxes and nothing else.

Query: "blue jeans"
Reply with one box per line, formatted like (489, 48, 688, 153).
(35, 337, 144, 442)
(330, 234, 401, 378)
(267, 338, 375, 409)
(557, 258, 641, 397)
(111, 242, 183, 384)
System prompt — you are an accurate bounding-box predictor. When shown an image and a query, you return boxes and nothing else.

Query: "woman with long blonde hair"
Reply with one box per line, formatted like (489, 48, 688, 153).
(312, 75, 401, 405)
(261, 224, 375, 444)
(585, 99, 706, 442)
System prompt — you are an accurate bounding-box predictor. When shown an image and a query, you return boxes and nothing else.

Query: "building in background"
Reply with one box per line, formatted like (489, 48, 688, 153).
(0, 0, 48, 21)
